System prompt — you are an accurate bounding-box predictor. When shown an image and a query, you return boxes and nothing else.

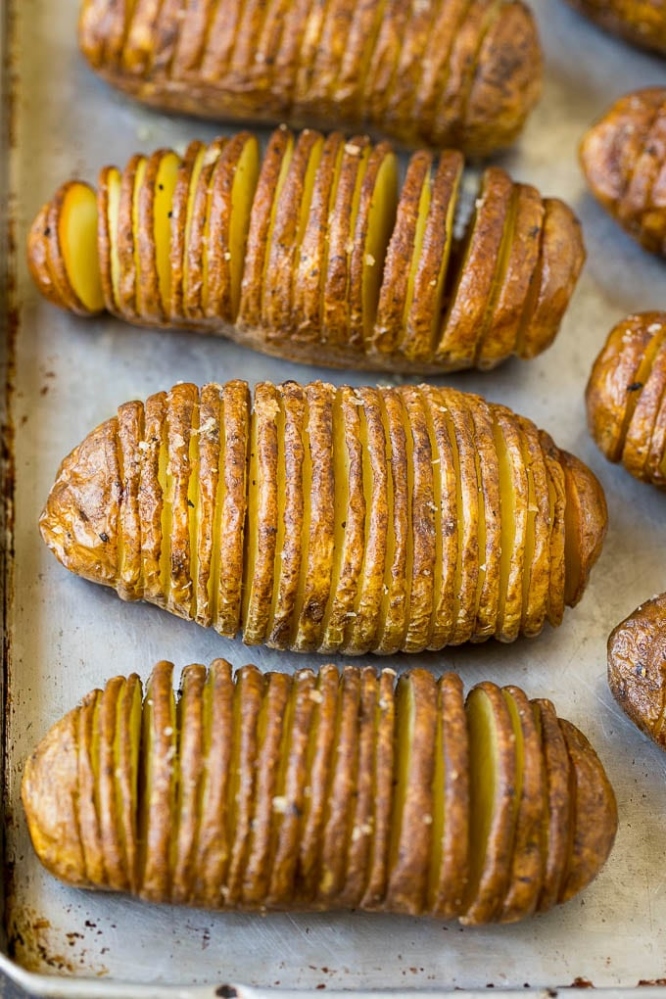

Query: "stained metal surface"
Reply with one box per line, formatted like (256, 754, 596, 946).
(4, 0, 666, 993)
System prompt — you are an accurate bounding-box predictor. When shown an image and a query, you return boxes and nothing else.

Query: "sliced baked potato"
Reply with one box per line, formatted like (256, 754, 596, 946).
(78, 0, 543, 158)
(22, 662, 618, 922)
(39, 380, 608, 654)
(565, 0, 666, 55)
(28, 128, 586, 375)
(608, 593, 666, 749)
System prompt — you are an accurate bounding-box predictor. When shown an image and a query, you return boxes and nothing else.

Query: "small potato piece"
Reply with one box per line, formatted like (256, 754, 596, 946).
(78, 0, 543, 158)
(22, 662, 617, 923)
(38, 381, 608, 653)
(580, 89, 666, 257)
(565, 0, 666, 55)
(586, 312, 666, 488)
(28, 128, 584, 376)
(608, 592, 666, 749)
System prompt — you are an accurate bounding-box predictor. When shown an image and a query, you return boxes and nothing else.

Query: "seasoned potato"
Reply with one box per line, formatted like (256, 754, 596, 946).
(22, 661, 618, 922)
(580, 89, 666, 257)
(27, 128, 586, 375)
(78, 0, 543, 159)
(586, 312, 666, 488)
(565, 0, 666, 55)
(38, 380, 608, 654)
(608, 593, 666, 748)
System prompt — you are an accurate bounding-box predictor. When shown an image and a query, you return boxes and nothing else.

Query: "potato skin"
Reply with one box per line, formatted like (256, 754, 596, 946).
(565, 0, 666, 55)
(608, 593, 666, 749)
(77, 0, 542, 159)
(22, 662, 618, 922)
(586, 312, 666, 488)
(27, 129, 586, 376)
(580, 89, 666, 257)
(39, 381, 608, 653)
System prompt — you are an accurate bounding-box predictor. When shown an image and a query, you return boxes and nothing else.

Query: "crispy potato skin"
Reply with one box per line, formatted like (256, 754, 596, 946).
(565, 0, 666, 54)
(39, 381, 607, 653)
(586, 312, 666, 487)
(77, 0, 542, 158)
(27, 129, 585, 376)
(22, 662, 617, 922)
(608, 593, 666, 749)
(580, 89, 666, 257)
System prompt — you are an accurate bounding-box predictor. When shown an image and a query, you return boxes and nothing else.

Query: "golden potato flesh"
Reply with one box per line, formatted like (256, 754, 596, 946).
(38, 381, 608, 654)
(78, 0, 543, 158)
(22, 662, 618, 923)
(27, 127, 585, 375)
(586, 312, 666, 488)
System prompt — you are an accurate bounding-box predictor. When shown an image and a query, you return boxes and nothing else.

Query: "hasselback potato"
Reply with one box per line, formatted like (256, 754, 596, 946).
(586, 312, 666, 488)
(564, 1, 666, 55)
(39, 380, 608, 654)
(580, 89, 666, 258)
(608, 593, 666, 749)
(27, 128, 585, 375)
(78, 0, 543, 158)
(22, 660, 618, 923)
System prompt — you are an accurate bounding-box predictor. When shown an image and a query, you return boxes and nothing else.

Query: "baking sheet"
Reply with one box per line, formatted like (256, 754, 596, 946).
(5, 0, 666, 993)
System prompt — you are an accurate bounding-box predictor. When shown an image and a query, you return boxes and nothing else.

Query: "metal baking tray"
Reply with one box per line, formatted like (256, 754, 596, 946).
(4, 0, 666, 994)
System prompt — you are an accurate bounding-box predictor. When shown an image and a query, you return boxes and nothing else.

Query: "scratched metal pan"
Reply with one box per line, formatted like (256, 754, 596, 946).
(4, 0, 666, 995)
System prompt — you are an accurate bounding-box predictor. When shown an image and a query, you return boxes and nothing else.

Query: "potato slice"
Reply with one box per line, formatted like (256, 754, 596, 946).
(343, 388, 389, 654)
(96, 676, 129, 892)
(518, 199, 586, 359)
(361, 0, 410, 129)
(428, 672, 469, 918)
(337, 667, 380, 908)
(114, 674, 142, 894)
(477, 182, 544, 370)
(224, 664, 264, 906)
(242, 382, 281, 646)
(193, 659, 234, 907)
(400, 387, 436, 654)
(162, 383, 198, 619)
(608, 593, 666, 749)
(436, 166, 514, 370)
(198, 0, 244, 81)
(400, 151, 464, 364)
(444, 390, 480, 645)
(295, 664, 340, 903)
(541, 432, 567, 630)
(560, 451, 608, 609)
(467, 393, 502, 641)
(375, 388, 409, 655)
(318, 666, 363, 904)
(262, 130, 324, 335)
(322, 136, 371, 348)
(421, 385, 459, 650)
(558, 719, 618, 906)
(239, 127, 294, 328)
(168, 140, 205, 322)
(291, 132, 345, 343)
(268, 668, 318, 906)
(138, 661, 177, 903)
(171, 664, 206, 905)
(52, 182, 105, 314)
(623, 334, 666, 480)
(242, 671, 291, 905)
(462, 680, 518, 926)
(386, 670, 437, 915)
(492, 405, 528, 642)
(169, 0, 218, 78)
(533, 697, 572, 914)
(382, 0, 437, 136)
(371, 151, 433, 359)
(183, 138, 228, 321)
(409, 0, 469, 141)
(76, 690, 105, 887)
(267, 382, 306, 647)
(136, 149, 181, 322)
(517, 416, 552, 639)
(291, 382, 336, 652)
(360, 669, 396, 910)
(499, 686, 545, 923)
(320, 387, 366, 653)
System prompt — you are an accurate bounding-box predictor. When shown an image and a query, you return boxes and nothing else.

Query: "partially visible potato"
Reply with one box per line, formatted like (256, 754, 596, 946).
(608, 593, 666, 749)
(78, 0, 543, 158)
(565, 1, 666, 55)
(38, 380, 609, 654)
(586, 312, 666, 488)
(580, 89, 666, 257)
(22, 661, 618, 922)
(27, 128, 586, 375)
